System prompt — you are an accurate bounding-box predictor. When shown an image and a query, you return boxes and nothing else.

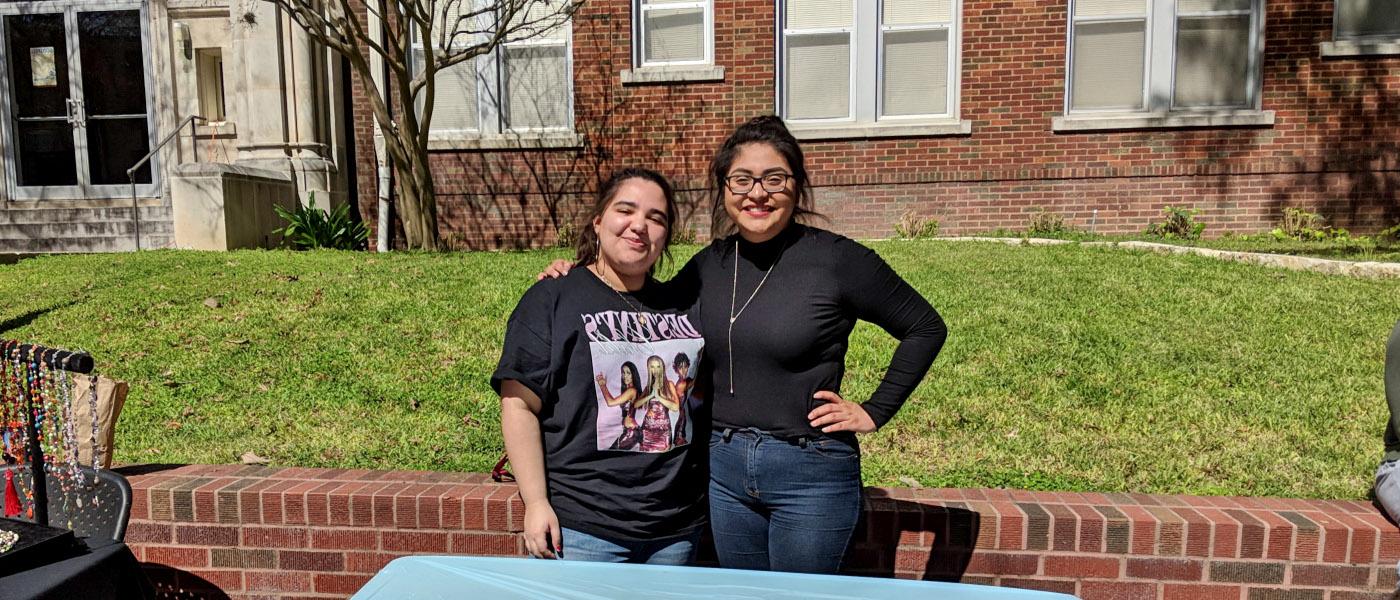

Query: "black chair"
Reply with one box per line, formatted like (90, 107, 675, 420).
(1, 465, 132, 547)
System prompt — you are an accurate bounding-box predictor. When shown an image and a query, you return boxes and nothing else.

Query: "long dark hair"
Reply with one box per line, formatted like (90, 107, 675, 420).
(574, 167, 678, 272)
(619, 361, 641, 395)
(708, 115, 823, 239)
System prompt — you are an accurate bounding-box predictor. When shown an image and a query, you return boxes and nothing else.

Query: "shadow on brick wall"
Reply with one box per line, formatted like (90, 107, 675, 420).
(142, 564, 232, 600)
(846, 490, 981, 581)
(429, 12, 713, 251)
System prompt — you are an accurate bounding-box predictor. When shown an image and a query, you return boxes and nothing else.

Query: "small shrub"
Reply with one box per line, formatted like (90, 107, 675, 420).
(1026, 209, 1072, 237)
(273, 194, 368, 250)
(671, 224, 698, 245)
(894, 210, 940, 239)
(1277, 207, 1325, 240)
(554, 220, 576, 249)
(1269, 208, 1355, 242)
(1145, 206, 1206, 240)
(1377, 223, 1400, 243)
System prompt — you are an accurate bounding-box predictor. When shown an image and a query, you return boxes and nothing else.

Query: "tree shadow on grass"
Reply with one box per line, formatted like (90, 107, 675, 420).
(0, 302, 76, 335)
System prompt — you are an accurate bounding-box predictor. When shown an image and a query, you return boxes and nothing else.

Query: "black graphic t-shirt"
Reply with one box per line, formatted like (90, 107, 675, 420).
(491, 268, 707, 542)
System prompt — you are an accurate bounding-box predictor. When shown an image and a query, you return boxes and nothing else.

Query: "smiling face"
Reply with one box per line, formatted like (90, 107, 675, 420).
(592, 178, 670, 281)
(723, 142, 796, 244)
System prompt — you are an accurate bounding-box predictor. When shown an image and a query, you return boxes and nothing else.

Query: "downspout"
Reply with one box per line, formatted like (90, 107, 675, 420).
(369, 4, 391, 252)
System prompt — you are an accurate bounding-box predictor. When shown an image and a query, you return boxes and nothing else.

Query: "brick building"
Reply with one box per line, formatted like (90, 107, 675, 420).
(351, 0, 1400, 249)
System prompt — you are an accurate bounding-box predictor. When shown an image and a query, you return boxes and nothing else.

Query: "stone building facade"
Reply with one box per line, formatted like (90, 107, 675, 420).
(0, 0, 353, 252)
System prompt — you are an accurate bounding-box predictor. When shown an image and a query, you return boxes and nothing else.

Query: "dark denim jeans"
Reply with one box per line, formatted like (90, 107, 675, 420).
(708, 428, 863, 574)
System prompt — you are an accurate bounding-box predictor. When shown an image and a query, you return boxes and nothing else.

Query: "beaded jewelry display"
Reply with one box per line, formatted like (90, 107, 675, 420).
(0, 340, 104, 524)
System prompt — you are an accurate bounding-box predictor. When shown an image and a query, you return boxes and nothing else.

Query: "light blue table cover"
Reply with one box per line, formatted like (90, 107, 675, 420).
(351, 556, 1080, 600)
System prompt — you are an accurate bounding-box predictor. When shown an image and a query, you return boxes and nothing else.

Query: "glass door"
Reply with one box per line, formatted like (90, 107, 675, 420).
(77, 10, 151, 186)
(1, 3, 155, 200)
(4, 12, 79, 189)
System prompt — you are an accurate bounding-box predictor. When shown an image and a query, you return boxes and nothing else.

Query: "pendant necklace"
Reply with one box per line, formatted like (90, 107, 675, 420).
(591, 263, 647, 322)
(728, 239, 784, 394)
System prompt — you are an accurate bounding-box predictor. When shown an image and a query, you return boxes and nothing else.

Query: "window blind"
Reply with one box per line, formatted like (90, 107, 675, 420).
(1173, 15, 1250, 107)
(884, 0, 953, 25)
(1070, 20, 1146, 110)
(1336, 0, 1400, 38)
(645, 7, 705, 62)
(504, 44, 569, 129)
(786, 32, 851, 119)
(882, 28, 949, 116)
(787, 0, 853, 29)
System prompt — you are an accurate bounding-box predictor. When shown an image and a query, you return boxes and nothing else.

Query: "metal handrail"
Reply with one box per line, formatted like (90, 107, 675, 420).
(126, 115, 208, 250)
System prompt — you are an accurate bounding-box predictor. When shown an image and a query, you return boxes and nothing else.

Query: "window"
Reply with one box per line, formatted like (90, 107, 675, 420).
(1066, 0, 1262, 114)
(413, 2, 572, 136)
(1334, 0, 1400, 41)
(778, 0, 963, 135)
(195, 48, 225, 122)
(634, 0, 712, 67)
(1321, 0, 1400, 57)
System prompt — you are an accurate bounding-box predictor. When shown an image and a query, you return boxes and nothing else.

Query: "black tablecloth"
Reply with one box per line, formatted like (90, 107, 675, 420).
(0, 540, 155, 600)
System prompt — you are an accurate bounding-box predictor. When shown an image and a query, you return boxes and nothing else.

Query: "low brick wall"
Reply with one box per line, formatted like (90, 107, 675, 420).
(120, 464, 1398, 600)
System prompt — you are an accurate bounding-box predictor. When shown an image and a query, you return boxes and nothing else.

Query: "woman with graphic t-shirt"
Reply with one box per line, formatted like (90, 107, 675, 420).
(493, 168, 707, 565)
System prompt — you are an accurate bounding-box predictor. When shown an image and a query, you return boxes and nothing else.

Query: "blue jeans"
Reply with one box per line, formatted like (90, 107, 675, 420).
(557, 527, 699, 565)
(708, 428, 863, 574)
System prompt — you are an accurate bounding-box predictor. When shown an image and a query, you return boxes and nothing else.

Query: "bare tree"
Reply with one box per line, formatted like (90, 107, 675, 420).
(266, 0, 581, 249)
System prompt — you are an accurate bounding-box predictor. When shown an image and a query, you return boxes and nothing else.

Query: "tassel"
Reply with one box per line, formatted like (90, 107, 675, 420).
(4, 469, 19, 517)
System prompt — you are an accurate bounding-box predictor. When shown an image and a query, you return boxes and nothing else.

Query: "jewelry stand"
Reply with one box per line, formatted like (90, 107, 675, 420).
(1, 340, 94, 528)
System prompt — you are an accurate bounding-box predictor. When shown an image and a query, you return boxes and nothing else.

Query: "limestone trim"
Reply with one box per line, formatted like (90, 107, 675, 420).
(788, 120, 974, 141)
(1051, 111, 1276, 132)
(426, 133, 586, 151)
(619, 65, 726, 85)
(1320, 39, 1400, 57)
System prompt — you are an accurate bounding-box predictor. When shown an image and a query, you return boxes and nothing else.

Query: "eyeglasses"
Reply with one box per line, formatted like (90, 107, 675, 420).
(724, 173, 792, 194)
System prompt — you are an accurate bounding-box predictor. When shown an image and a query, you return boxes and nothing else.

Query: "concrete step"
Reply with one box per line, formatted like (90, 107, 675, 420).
(0, 205, 171, 225)
(0, 234, 173, 254)
(0, 220, 173, 240)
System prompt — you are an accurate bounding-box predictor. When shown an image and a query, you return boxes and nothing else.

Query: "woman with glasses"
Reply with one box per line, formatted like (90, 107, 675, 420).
(540, 117, 947, 573)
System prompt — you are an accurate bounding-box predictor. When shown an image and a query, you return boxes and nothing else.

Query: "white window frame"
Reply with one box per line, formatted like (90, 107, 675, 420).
(877, 7, 959, 123)
(776, 0, 970, 140)
(1056, 0, 1273, 131)
(1321, 0, 1400, 57)
(411, 6, 575, 142)
(633, 0, 713, 68)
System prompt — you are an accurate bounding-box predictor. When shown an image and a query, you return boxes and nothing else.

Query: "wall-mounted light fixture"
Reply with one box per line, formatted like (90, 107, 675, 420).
(175, 22, 192, 60)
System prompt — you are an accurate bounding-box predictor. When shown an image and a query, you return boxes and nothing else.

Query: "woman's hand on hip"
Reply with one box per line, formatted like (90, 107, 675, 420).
(536, 260, 574, 280)
(522, 502, 562, 559)
(807, 391, 877, 434)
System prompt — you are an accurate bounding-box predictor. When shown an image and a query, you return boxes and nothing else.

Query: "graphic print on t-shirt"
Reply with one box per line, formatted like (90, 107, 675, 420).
(584, 309, 704, 453)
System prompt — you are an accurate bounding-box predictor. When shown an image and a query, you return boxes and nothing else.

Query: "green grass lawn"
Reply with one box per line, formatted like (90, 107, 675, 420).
(2, 241, 1398, 499)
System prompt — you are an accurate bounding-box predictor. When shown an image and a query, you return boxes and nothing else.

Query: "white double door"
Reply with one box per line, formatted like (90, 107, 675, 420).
(0, 1, 157, 200)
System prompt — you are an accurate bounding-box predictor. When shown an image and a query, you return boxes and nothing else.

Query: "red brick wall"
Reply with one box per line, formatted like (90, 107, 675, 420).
(349, 0, 1400, 249)
(124, 465, 1398, 599)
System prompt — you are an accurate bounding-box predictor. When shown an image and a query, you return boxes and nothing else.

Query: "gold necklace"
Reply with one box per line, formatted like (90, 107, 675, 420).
(728, 240, 783, 394)
(591, 263, 644, 314)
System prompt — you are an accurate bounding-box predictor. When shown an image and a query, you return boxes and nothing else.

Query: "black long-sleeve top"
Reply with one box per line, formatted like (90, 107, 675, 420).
(674, 223, 948, 437)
